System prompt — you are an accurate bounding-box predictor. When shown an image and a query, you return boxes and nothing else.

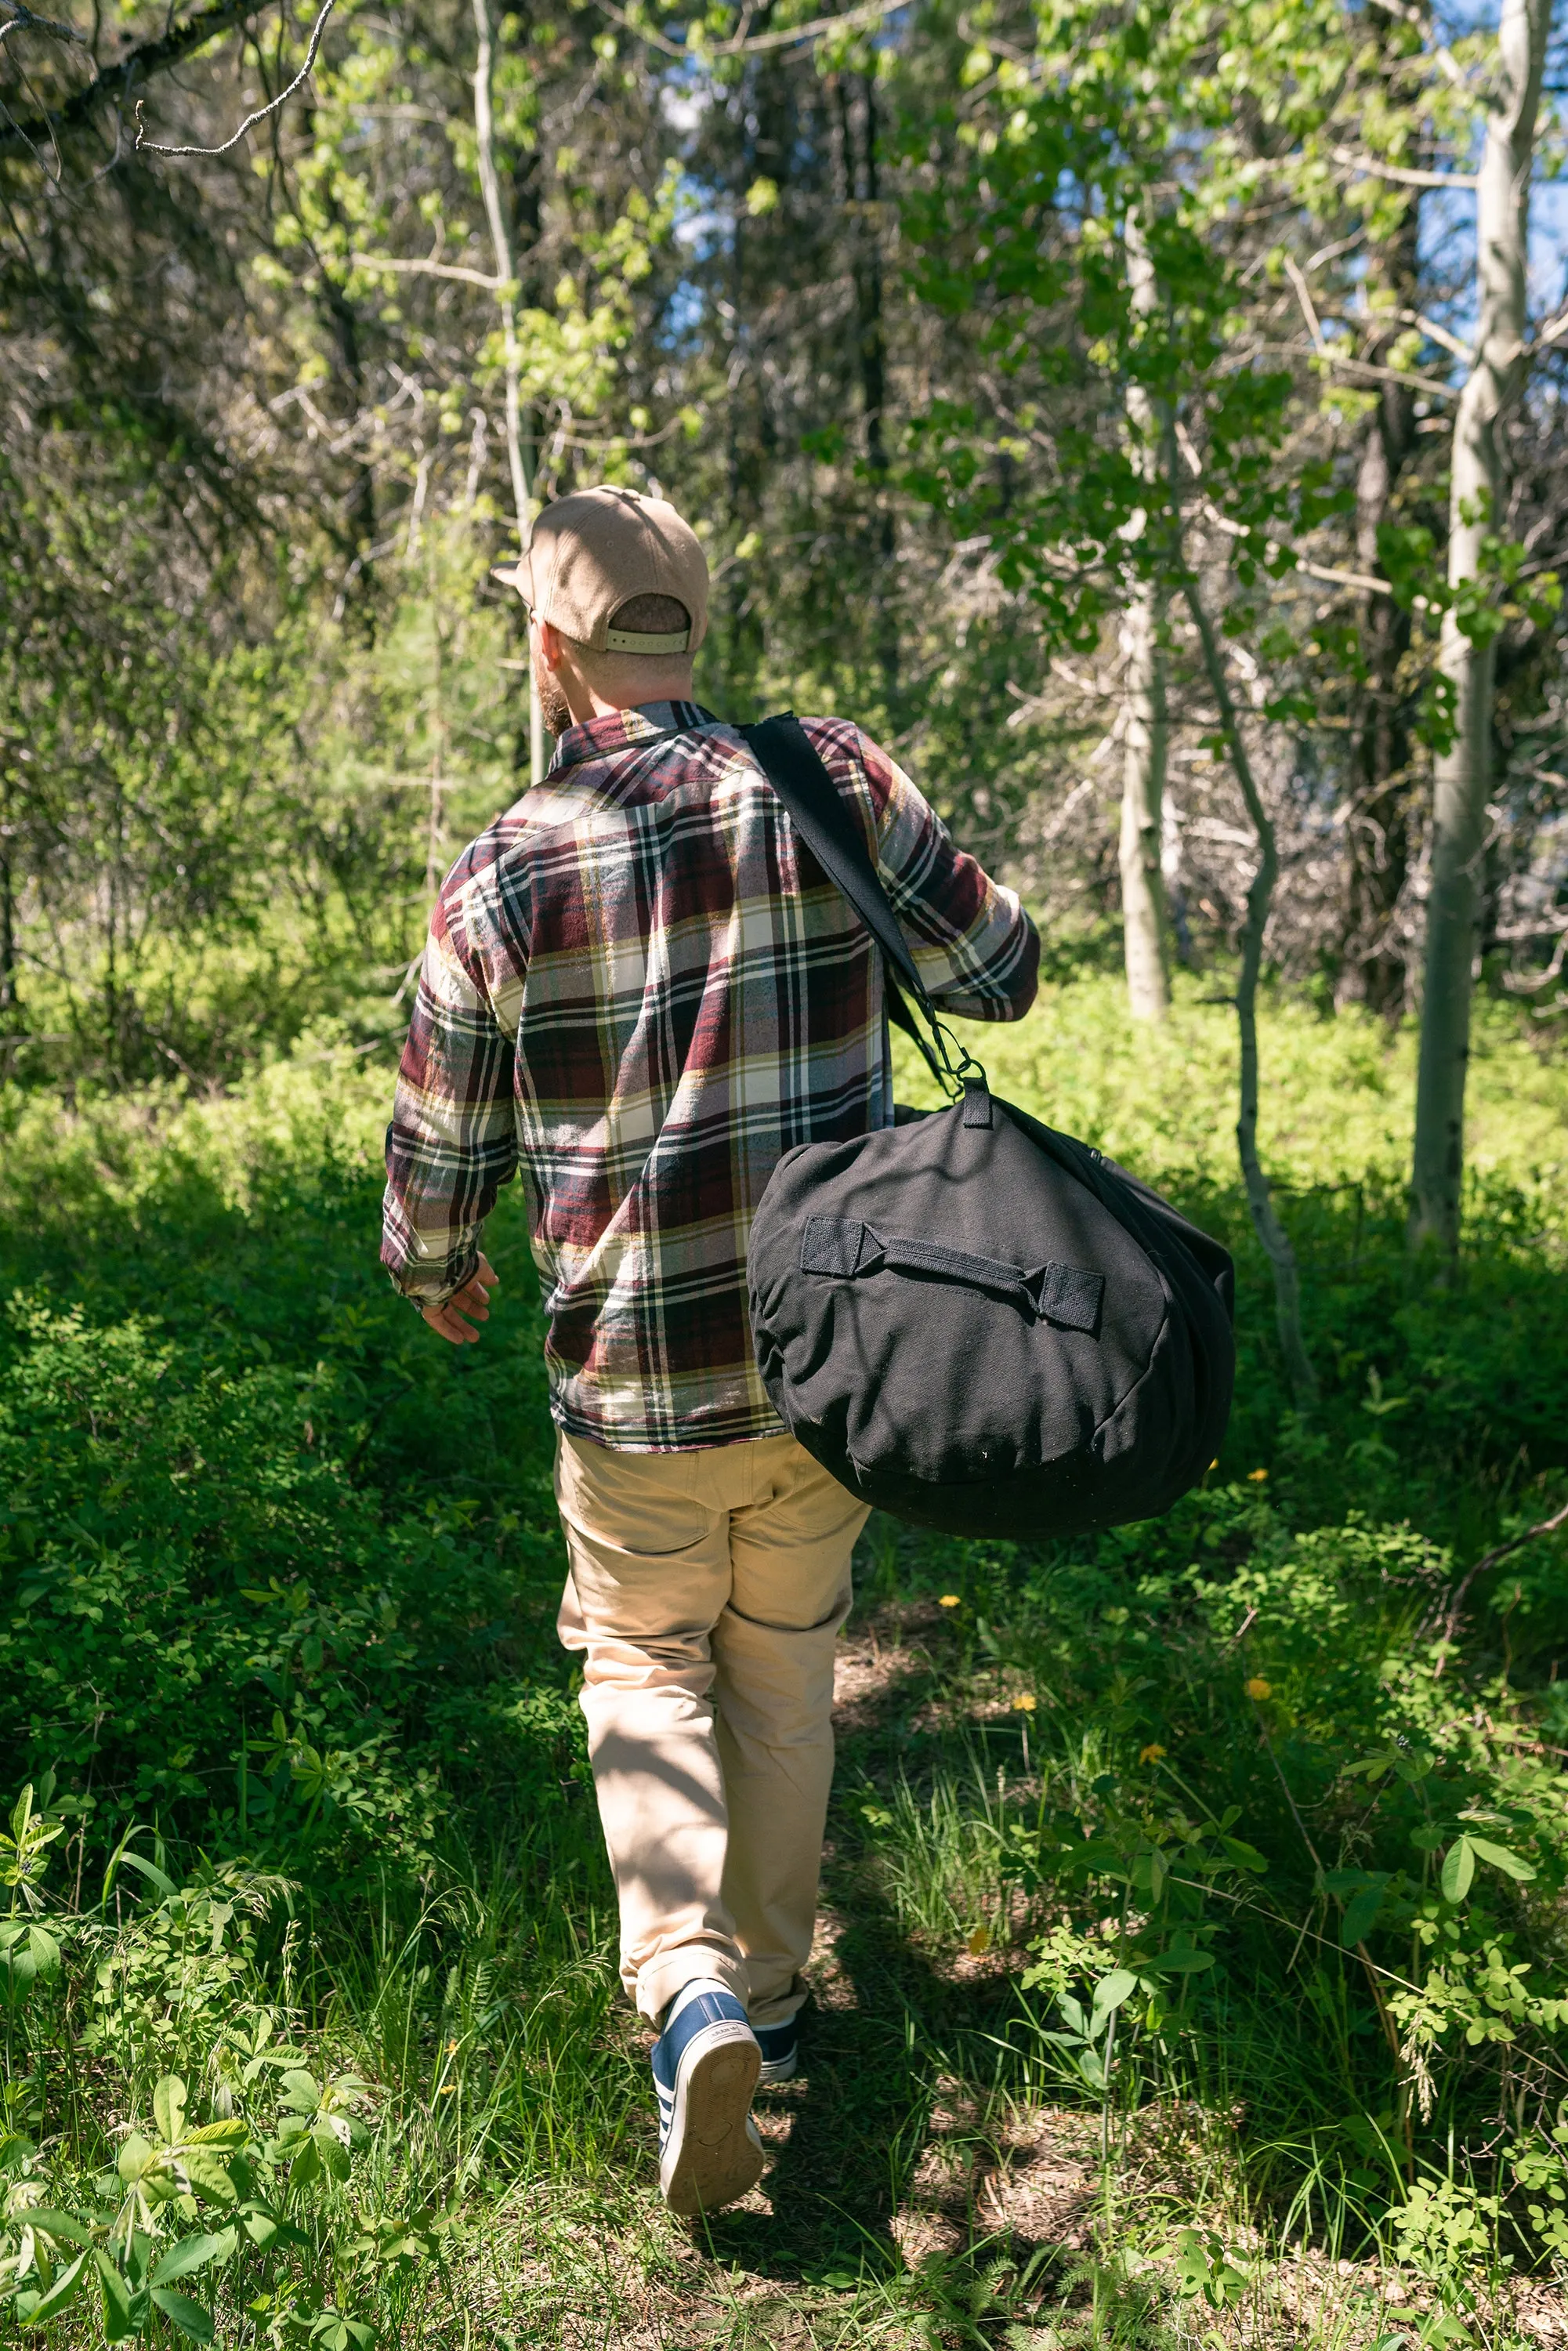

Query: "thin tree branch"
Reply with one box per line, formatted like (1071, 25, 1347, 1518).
(0, 1, 87, 47)
(135, 0, 335, 157)
(0, 0, 255, 159)
(594, 0, 906, 59)
(1436, 1498, 1568, 1665)
(1180, 560, 1318, 1411)
(349, 249, 505, 290)
(1397, 306, 1474, 364)
(1331, 144, 1478, 190)
(1295, 555, 1434, 614)
(1284, 256, 1458, 398)
(1367, 0, 1468, 89)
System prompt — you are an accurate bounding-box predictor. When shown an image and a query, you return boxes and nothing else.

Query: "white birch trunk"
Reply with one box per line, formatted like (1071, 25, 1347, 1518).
(473, 0, 547, 787)
(1118, 208, 1171, 1023)
(1409, 0, 1550, 1254)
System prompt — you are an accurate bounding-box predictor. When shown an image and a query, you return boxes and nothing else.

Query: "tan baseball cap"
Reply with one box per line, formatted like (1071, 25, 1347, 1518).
(491, 486, 708, 654)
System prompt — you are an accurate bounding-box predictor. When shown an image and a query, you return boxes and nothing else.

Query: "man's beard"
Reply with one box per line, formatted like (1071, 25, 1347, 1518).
(536, 668, 573, 737)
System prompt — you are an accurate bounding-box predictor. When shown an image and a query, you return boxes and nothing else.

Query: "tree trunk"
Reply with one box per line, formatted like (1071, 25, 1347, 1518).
(473, 0, 547, 787)
(0, 766, 16, 1037)
(1184, 572, 1318, 1412)
(846, 75, 893, 715)
(1119, 209, 1171, 1023)
(1342, 47, 1421, 1016)
(1343, 406, 1418, 1012)
(1410, 0, 1549, 1256)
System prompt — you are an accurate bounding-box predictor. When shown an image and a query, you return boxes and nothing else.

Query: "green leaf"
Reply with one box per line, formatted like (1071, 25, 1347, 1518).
(179, 2150, 239, 2203)
(118, 2130, 155, 2184)
(154, 2075, 188, 2146)
(1092, 1969, 1137, 2015)
(311, 2121, 351, 2183)
(1442, 1838, 1476, 1904)
(150, 2288, 216, 2342)
(116, 1848, 177, 1899)
(20, 2251, 87, 2324)
(1341, 1884, 1386, 1947)
(1150, 1948, 1215, 1974)
(20, 2208, 94, 2248)
(94, 2249, 137, 2343)
(1468, 1837, 1536, 1884)
(22, 1925, 60, 1978)
(150, 2230, 237, 2288)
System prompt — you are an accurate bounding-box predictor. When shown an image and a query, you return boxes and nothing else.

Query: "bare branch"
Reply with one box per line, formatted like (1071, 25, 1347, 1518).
(0, 0, 255, 161)
(1284, 254, 1324, 350)
(1331, 143, 1478, 190)
(136, 0, 335, 158)
(594, 0, 907, 60)
(349, 249, 505, 291)
(0, 1, 87, 47)
(1367, 0, 1469, 89)
(1437, 1498, 1568, 1661)
(1396, 307, 1474, 364)
(1284, 256, 1458, 398)
(1295, 555, 1433, 614)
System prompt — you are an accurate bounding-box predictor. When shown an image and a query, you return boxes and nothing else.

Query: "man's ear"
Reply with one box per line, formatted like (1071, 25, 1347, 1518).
(535, 616, 566, 671)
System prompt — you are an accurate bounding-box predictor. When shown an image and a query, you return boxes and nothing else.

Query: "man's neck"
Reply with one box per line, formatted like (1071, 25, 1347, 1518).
(567, 671, 697, 723)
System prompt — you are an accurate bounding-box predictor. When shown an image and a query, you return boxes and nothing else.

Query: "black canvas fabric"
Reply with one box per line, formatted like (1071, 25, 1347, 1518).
(740, 714, 1236, 1539)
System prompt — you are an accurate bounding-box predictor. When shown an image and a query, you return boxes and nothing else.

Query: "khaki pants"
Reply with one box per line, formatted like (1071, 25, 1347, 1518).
(555, 1429, 869, 2027)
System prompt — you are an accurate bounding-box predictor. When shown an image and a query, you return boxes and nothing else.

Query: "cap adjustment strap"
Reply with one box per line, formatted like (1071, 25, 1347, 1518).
(603, 625, 692, 654)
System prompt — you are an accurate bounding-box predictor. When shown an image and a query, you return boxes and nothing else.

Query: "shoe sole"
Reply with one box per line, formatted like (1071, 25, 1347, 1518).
(659, 2023, 763, 2217)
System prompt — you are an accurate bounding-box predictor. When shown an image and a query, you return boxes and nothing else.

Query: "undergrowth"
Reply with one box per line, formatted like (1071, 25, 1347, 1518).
(0, 978, 1563, 2346)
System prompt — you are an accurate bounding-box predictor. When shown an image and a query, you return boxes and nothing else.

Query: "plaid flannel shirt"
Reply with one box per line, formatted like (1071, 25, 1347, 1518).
(382, 702, 1039, 1451)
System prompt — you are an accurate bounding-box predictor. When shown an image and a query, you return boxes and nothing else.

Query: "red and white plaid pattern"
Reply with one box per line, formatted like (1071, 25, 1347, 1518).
(382, 703, 1039, 1450)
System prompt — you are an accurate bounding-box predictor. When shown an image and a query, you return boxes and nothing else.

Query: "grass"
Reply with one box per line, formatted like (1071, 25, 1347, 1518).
(1, 973, 1566, 2347)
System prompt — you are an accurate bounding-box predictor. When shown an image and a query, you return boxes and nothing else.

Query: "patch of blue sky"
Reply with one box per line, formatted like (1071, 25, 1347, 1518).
(1423, 0, 1568, 333)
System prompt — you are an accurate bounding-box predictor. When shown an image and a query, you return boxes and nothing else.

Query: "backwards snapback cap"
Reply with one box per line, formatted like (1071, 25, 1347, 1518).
(492, 486, 708, 654)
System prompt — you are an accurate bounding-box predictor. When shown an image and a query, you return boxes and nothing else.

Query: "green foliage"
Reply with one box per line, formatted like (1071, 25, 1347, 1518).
(0, 996, 1564, 2334)
(0, 1052, 578, 1875)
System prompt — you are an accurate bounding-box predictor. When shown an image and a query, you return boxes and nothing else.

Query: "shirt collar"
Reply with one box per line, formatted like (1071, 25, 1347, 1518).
(548, 700, 719, 776)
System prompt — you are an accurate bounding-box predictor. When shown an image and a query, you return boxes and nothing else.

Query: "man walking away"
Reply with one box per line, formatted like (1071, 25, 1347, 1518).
(382, 487, 1039, 2215)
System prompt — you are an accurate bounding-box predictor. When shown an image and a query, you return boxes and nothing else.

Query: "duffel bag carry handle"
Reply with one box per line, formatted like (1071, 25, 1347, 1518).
(800, 1213, 1104, 1332)
(741, 714, 987, 1110)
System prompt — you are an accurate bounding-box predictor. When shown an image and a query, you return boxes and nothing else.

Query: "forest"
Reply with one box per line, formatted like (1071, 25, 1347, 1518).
(1, 0, 1567, 2342)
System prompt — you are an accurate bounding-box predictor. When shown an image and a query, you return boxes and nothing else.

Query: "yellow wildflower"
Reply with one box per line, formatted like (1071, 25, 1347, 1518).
(1139, 1742, 1166, 1764)
(1248, 1468, 1269, 1483)
(939, 1593, 961, 1608)
(1013, 1693, 1037, 1713)
(1245, 1676, 1273, 1701)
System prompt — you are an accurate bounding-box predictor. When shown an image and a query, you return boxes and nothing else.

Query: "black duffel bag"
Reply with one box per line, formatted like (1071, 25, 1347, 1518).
(741, 714, 1236, 1541)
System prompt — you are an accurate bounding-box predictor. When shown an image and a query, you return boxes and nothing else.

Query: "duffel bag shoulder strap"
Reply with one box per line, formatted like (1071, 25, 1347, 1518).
(741, 712, 977, 1103)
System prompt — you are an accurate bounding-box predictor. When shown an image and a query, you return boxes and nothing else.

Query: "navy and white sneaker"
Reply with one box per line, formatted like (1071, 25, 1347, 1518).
(651, 1982, 764, 2215)
(755, 2021, 799, 2085)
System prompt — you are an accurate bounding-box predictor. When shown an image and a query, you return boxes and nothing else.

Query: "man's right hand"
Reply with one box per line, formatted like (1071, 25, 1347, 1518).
(420, 1255, 499, 1346)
